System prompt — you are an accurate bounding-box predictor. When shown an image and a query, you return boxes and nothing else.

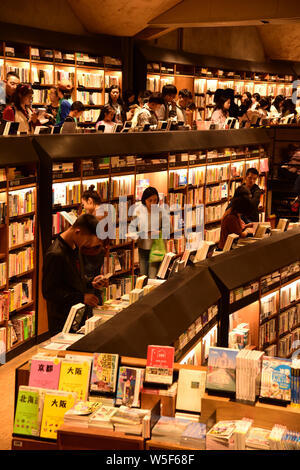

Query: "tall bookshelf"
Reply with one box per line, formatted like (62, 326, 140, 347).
(0, 41, 122, 125)
(0, 137, 39, 363)
(146, 61, 294, 121)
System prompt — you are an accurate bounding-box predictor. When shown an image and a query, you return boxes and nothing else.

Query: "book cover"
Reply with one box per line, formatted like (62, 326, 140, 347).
(58, 359, 91, 401)
(90, 353, 119, 394)
(13, 388, 40, 437)
(145, 345, 174, 385)
(206, 347, 239, 393)
(29, 357, 61, 390)
(116, 366, 144, 407)
(260, 356, 292, 402)
(40, 390, 76, 440)
(88, 405, 117, 430)
(176, 369, 206, 413)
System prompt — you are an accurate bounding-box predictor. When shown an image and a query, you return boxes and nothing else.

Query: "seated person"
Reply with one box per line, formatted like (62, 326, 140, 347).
(136, 92, 164, 128)
(218, 196, 254, 251)
(96, 105, 116, 133)
(64, 101, 85, 124)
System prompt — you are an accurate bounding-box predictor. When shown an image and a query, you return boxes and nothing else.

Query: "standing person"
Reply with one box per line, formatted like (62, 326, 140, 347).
(251, 93, 261, 111)
(2, 83, 39, 133)
(95, 105, 116, 132)
(218, 196, 254, 251)
(238, 92, 252, 117)
(97, 85, 125, 124)
(176, 88, 191, 123)
(242, 168, 263, 222)
(129, 187, 168, 279)
(224, 88, 239, 119)
(157, 84, 177, 121)
(123, 89, 138, 121)
(56, 80, 73, 127)
(136, 92, 164, 128)
(42, 214, 106, 336)
(45, 87, 60, 125)
(211, 95, 231, 128)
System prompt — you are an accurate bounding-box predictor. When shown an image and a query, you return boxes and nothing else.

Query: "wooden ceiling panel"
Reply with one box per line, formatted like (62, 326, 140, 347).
(67, 0, 182, 36)
(258, 24, 300, 61)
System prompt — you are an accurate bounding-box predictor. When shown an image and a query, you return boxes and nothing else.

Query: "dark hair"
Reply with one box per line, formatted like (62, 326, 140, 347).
(12, 83, 33, 110)
(178, 88, 191, 99)
(138, 90, 152, 105)
(253, 93, 261, 102)
(231, 196, 253, 216)
(281, 98, 297, 117)
(223, 88, 235, 102)
(242, 98, 252, 112)
(123, 89, 135, 103)
(82, 185, 102, 205)
(97, 104, 116, 122)
(72, 214, 99, 235)
(214, 94, 230, 113)
(243, 92, 252, 100)
(246, 167, 259, 177)
(148, 92, 164, 105)
(214, 89, 225, 106)
(258, 98, 269, 110)
(162, 84, 177, 98)
(6, 71, 20, 80)
(70, 101, 85, 112)
(108, 85, 123, 106)
(141, 187, 159, 206)
(232, 185, 251, 199)
(272, 95, 285, 113)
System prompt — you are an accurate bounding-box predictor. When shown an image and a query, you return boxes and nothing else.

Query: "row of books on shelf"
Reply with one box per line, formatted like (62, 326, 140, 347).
(6, 65, 29, 82)
(8, 189, 36, 217)
(0, 169, 6, 182)
(8, 278, 33, 312)
(230, 282, 259, 304)
(79, 109, 99, 123)
(0, 263, 6, 288)
(7, 311, 35, 349)
(76, 91, 104, 106)
(8, 246, 34, 278)
(281, 261, 300, 281)
(0, 291, 9, 322)
(52, 183, 81, 206)
(279, 304, 300, 335)
(205, 202, 227, 223)
(77, 72, 104, 88)
(206, 165, 230, 183)
(8, 219, 35, 248)
(205, 183, 228, 203)
(278, 329, 300, 358)
(205, 227, 221, 244)
(32, 89, 49, 104)
(259, 318, 276, 349)
(103, 249, 132, 275)
(281, 280, 300, 308)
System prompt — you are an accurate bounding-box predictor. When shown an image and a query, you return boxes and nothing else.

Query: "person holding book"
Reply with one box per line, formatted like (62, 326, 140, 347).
(156, 84, 178, 121)
(55, 80, 73, 127)
(64, 101, 85, 124)
(42, 214, 106, 335)
(2, 83, 40, 133)
(95, 105, 116, 132)
(270, 95, 285, 118)
(45, 87, 60, 125)
(218, 196, 254, 251)
(136, 92, 164, 128)
(211, 95, 231, 128)
(129, 186, 168, 279)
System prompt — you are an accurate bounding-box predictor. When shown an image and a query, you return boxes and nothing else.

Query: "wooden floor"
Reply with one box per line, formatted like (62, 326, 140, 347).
(0, 345, 38, 450)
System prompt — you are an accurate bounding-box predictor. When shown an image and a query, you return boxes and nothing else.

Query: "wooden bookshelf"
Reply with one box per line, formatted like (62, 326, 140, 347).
(0, 41, 122, 125)
(0, 138, 39, 363)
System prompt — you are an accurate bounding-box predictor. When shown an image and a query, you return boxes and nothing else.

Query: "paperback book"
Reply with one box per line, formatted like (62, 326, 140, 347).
(116, 366, 144, 407)
(58, 359, 92, 402)
(90, 353, 119, 394)
(29, 356, 61, 390)
(176, 369, 206, 413)
(206, 347, 239, 394)
(13, 387, 41, 437)
(63, 400, 102, 427)
(40, 390, 76, 439)
(260, 356, 292, 402)
(145, 345, 174, 385)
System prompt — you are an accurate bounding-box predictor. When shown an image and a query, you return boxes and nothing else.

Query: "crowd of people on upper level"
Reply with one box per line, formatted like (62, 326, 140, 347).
(0, 70, 298, 134)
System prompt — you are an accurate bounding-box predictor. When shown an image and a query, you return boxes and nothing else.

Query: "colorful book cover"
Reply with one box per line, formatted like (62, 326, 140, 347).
(29, 357, 61, 390)
(260, 356, 292, 402)
(40, 390, 76, 439)
(13, 388, 40, 437)
(90, 353, 119, 394)
(145, 345, 174, 385)
(206, 347, 239, 393)
(116, 366, 143, 407)
(58, 359, 91, 401)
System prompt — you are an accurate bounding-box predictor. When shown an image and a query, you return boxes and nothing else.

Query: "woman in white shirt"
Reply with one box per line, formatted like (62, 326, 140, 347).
(211, 95, 231, 128)
(270, 95, 285, 117)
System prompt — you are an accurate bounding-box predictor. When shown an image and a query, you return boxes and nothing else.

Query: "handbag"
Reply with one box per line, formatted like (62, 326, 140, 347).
(149, 232, 166, 263)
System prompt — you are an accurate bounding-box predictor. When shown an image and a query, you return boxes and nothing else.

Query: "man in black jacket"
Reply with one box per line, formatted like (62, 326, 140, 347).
(242, 168, 263, 222)
(42, 214, 105, 336)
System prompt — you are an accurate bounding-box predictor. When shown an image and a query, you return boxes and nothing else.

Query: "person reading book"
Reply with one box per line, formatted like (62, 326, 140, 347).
(42, 214, 106, 335)
(55, 80, 73, 127)
(64, 101, 85, 124)
(211, 95, 231, 128)
(218, 196, 254, 251)
(136, 92, 164, 128)
(95, 105, 116, 132)
(129, 187, 168, 278)
(2, 83, 40, 133)
(242, 167, 263, 222)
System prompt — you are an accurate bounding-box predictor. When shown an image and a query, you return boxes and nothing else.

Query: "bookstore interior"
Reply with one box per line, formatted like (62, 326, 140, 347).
(1, 3, 300, 454)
